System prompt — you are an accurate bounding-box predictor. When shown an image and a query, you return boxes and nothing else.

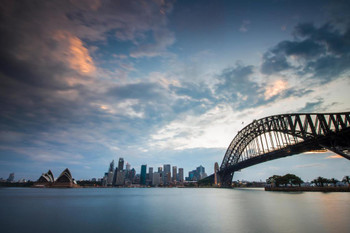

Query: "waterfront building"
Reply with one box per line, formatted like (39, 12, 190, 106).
(37, 170, 54, 183)
(107, 171, 114, 186)
(178, 168, 184, 183)
(140, 165, 147, 185)
(102, 172, 108, 186)
(186, 166, 207, 181)
(115, 170, 125, 186)
(112, 167, 118, 185)
(152, 172, 161, 186)
(163, 164, 171, 184)
(196, 165, 205, 174)
(52, 168, 77, 188)
(149, 167, 153, 183)
(172, 166, 177, 182)
(126, 162, 131, 171)
(118, 158, 124, 170)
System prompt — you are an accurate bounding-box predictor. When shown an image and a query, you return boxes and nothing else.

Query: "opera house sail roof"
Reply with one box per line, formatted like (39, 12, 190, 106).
(35, 168, 77, 188)
(37, 170, 54, 183)
(56, 168, 73, 183)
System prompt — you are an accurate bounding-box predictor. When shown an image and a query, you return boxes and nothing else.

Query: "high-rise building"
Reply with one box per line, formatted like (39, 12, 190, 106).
(109, 160, 114, 172)
(149, 167, 153, 182)
(112, 167, 118, 185)
(102, 172, 108, 187)
(152, 173, 161, 186)
(126, 162, 131, 171)
(196, 165, 205, 174)
(140, 165, 147, 185)
(172, 166, 177, 182)
(118, 158, 124, 171)
(178, 168, 184, 183)
(107, 171, 114, 186)
(163, 164, 171, 184)
(115, 170, 125, 186)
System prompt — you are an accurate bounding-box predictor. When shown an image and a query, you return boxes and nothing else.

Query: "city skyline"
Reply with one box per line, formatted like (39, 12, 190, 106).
(0, 0, 349, 181)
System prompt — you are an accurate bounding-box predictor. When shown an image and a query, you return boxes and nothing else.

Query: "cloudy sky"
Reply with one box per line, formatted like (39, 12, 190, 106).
(0, 0, 349, 181)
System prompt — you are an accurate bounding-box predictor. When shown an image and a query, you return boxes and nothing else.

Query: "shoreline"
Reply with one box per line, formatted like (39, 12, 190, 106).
(265, 186, 350, 192)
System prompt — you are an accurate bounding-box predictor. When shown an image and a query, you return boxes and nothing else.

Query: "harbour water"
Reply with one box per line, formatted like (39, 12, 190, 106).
(0, 188, 349, 233)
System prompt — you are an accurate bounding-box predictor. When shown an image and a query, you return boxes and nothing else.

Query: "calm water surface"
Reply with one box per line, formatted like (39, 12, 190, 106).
(0, 188, 349, 233)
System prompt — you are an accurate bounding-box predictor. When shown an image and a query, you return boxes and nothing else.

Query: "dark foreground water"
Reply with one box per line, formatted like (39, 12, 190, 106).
(0, 188, 349, 233)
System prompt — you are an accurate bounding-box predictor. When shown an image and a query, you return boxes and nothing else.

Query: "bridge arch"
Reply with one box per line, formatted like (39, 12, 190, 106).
(218, 112, 350, 186)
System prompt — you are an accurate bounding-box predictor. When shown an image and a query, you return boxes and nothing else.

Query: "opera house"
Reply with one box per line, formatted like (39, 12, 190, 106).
(34, 168, 78, 188)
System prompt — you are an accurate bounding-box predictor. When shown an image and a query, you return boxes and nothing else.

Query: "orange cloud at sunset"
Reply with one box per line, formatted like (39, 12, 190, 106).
(264, 80, 288, 100)
(53, 31, 96, 74)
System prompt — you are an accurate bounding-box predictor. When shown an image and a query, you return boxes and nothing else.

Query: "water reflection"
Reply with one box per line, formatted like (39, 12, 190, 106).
(0, 188, 349, 233)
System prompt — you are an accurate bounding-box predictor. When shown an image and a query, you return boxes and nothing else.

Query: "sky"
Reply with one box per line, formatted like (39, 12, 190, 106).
(0, 0, 349, 182)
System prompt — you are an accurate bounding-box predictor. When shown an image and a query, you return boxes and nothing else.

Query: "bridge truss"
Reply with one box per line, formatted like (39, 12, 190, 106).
(219, 112, 350, 186)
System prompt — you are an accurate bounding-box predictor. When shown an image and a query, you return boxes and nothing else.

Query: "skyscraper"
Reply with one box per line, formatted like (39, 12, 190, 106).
(152, 173, 161, 186)
(163, 164, 171, 184)
(178, 168, 184, 183)
(149, 167, 153, 183)
(140, 164, 147, 185)
(126, 162, 131, 171)
(118, 158, 124, 171)
(109, 160, 114, 172)
(172, 166, 177, 182)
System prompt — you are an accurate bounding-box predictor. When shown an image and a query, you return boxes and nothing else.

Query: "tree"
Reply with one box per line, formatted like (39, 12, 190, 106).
(313, 176, 329, 187)
(330, 178, 339, 187)
(342, 176, 350, 187)
(266, 175, 282, 187)
(284, 174, 304, 187)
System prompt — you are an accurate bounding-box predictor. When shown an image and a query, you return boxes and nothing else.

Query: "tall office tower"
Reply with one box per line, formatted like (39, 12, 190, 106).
(140, 165, 147, 185)
(126, 168, 136, 183)
(172, 166, 177, 181)
(178, 168, 184, 182)
(112, 167, 118, 185)
(126, 162, 131, 171)
(109, 160, 114, 172)
(107, 171, 114, 186)
(115, 170, 125, 186)
(118, 158, 124, 171)
(102, 172, 108, 187)
(163, 164, 171, 184)
(196, 165, 207, 180)
(158, 167, 162, 173)
(189, 170, 196, 181)
(149, 167, 153, 182)
(7, 173, 15, 182)
(152, 173, 161, 186)
(196, 165, 205, 174)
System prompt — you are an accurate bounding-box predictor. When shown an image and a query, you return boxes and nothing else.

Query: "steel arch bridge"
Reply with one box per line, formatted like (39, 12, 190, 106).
(216, 112, 350, 186)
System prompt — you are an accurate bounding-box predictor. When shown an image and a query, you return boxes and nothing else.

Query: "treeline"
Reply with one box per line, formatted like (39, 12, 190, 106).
(266, 174, 350, 187)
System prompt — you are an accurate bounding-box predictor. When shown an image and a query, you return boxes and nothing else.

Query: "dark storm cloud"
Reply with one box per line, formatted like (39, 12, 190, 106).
(0, 0, 177, 165)
(261, 22, 350, 83)
(215, 64, 266, 110)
